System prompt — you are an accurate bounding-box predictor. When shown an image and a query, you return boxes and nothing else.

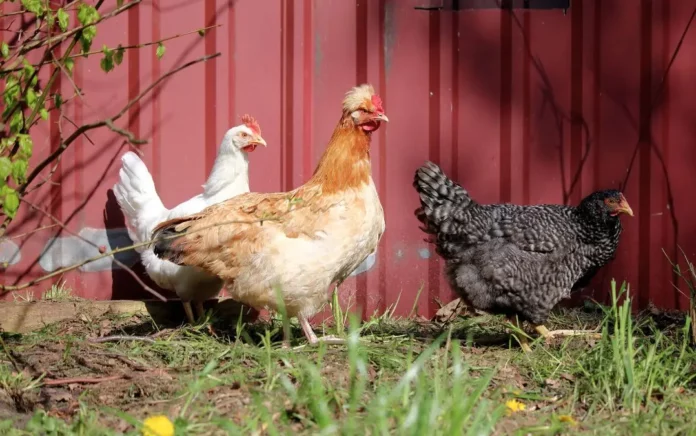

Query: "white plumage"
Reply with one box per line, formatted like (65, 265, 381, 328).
(113, 118, 267, 323)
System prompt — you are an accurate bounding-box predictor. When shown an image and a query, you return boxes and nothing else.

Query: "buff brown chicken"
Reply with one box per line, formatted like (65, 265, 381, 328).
(152, 84, 387, 346)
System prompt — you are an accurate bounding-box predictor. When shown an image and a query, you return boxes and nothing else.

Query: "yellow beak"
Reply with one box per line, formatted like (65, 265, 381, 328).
(373, 113, 389, 123)
(252, 135, 267, 147)
(618, 199, 634, 217)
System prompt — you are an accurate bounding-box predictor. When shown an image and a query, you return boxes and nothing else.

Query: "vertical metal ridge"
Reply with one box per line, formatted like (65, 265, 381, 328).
(49, 47, 63, 222)
(282, 0, 295, 191)
(377, 0, 388, 314)
(661, 1, 676, 309)
(152, 0, 161, 185)
(127, 4, 140, 154)
(451, 12, 459, 183)
(228, 2, 236, 129)
(570, 0, 584, 204)
(355, 0, 368, 318)
(427, 10, 441, 317)
(522, 11, 530, 204)
(592, 1, 602, 191)
(499, 6, 512, 203)
(638, 0, 653, 309)
(73, 11, 84, 225)
(204, 0, 217, 175)
(356, 0, 368, 83)
(302, 0, 313, 180)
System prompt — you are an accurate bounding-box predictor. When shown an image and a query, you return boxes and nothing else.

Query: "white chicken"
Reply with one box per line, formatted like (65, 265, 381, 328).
(113, 115, 267, 324)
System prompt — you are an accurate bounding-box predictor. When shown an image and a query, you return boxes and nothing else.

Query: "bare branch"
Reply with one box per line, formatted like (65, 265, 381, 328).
(15, 198, 168, 302)
(6, 223, 60, 240)
(105, 119, 147, 145)
(0, 210, 289, 296)
(16, 52, 220, 200)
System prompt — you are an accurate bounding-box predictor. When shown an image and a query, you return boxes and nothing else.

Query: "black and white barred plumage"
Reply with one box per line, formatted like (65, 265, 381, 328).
(413, 161, 628, 325)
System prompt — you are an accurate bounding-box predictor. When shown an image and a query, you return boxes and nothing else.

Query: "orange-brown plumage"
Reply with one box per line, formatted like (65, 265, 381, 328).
(152, 84, 388, 345)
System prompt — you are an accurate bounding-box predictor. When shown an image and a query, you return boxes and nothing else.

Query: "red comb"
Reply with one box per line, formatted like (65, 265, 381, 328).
(371, 94, 384, 112)
(241, 114, 261, 135)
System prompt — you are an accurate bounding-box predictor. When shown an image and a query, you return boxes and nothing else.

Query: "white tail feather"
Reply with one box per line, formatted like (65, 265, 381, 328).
(112, 152, 168, 252)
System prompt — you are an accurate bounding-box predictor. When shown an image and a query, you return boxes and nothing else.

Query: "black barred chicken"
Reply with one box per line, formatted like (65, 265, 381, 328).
(413, 162, 633, 351)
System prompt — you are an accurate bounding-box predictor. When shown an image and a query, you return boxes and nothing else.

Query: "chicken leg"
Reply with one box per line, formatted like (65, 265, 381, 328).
(182, 301, 196, 325)
(534, 325, 601, 340)
(194, 301, 206, 320)
(193, 300, 218, 336)
(505, 316, 532, 353)
(298, 315, 346, 346)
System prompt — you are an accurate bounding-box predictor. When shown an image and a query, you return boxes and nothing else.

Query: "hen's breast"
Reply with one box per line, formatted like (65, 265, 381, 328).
(228, 180, 385, 317)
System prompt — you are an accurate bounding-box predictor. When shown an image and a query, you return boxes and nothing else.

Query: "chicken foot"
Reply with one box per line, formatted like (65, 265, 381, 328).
(534, 325, 601, 340)
(298, 315, 346, 346)
(194, 301, 218, 336)
(181, 301, 216, 336)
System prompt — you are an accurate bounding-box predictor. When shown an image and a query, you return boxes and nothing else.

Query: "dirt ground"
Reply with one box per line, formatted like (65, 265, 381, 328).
(1, 301, 694, 435)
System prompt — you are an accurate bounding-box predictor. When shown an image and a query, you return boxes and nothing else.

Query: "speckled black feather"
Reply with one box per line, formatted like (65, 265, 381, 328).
(413, 161, 625, 325)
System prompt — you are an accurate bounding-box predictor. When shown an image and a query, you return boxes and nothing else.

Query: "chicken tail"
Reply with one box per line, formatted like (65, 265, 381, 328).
(412, 161, 473, 234)
(113, 152, 168, 251)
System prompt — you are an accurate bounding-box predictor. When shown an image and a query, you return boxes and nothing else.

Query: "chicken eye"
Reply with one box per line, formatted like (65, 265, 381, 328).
(241, 132, 249, 138)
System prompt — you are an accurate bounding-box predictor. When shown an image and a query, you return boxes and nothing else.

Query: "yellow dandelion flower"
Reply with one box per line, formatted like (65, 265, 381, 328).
(559, 415, 578, 426)
(142, 415, 174, 436)
(505, 399, 526, 415)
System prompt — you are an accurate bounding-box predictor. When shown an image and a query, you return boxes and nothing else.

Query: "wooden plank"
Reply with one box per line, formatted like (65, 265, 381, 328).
(0, 299, 258, 333)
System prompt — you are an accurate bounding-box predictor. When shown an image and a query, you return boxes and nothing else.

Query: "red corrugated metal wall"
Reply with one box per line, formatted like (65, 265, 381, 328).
(3, 0, 696, 318)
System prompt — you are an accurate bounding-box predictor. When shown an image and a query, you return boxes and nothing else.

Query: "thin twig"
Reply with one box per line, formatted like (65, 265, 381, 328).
(19, 198, 167, 301)
(18, 52, 221, 196)
(105, 119, 147, 145)
(0, 334, 22, 373)
(4, 23, 219, 73)
(62, 114, 96, 146)
(6, 223, 60, 240)
(0, 212, 285, 294)
(87, 335, 156, 344)
(42, 375, 124, 386)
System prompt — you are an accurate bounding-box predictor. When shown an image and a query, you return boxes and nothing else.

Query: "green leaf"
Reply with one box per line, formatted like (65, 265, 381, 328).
(9, 111, 23, 135)
(3, 76, 20, 108)
(39, 108, 48, 120)
(53, 93, 63, 110)
(156, 42, 166, 59)
(198, 29, 206, 37)
(100, 44, 115, 72)
(20, 0, 43, 15)
(77, 4, 100, 54)
(0, 157, 11, 181)
(2, 187, 20, 218)
(77, 3, 99, 26)
(46, 9, 55, 28)
(11, 159, 28, 184)
(17, 134, 33, 159)
(26, 88, 37, 109)
(117, 0, 124, 6)
(0, 137, 12, 154)
(0, 42, 9, 58)
(64, 57, 74, 74)
(22, 59, 35, 77)
(57, 8, 69, 31)
(22, 60, 38, 87)
(114, 45, 125, 65)
(80, 34, 94, 54)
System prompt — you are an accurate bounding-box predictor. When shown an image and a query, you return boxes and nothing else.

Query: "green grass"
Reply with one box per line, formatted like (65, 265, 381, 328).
(1, 280, 696, 435)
